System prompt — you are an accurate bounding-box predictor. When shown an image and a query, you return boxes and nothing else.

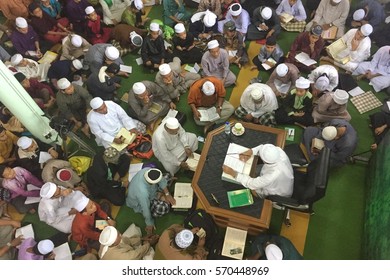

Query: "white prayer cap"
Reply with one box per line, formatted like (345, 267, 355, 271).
(250, 88, 264, 101)
(260, 144, 280, 164)
(72, 59, 83, 70)
(105, 46, 119, 60)
(150, 22, 160, 32)
(99, 226, 118, 258)
(130, 31, 143, 47)
(332, 0, 341, 3)
(57, 78, 71, 90)
(332, 89, 349, 105)
(144, 168, 163, 184)
(230, 3, 242, 16)
(74, 196, 89, 212)
(15, 17, 28, 28)
(90, 97, 104, 109)
(17, 136, 32, 149)
(37, 240, 54, 255)
(202, 81, 215, 96)
(207, 39, 219, 50)
(85, 6, 95, 15)
(132, 82, 146, 95)
(174, 23, 185, 33)
(353, 9, 365, 21)
(265, 244, 283, 260)
(175, 229, 194, 249)
(276, 63, 288, 77)
(10, 54, 23, 66)
(203, 10, 217, 27)
(134, 0, 144, 10)
(71, 35, 83, 47)
(261, 7, 272, 20)
(165, 117, 179, 130)
(360, 24, 373, 36)
(314, 76, 329, 91)
(40, 182, 57, 198)
(322, 126, 337, 141)
(295, 77, 310, 89)
(159, 63, 171, 75)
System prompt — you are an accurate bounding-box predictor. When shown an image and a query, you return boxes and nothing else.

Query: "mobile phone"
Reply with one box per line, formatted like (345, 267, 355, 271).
(230, 248, 242, 255)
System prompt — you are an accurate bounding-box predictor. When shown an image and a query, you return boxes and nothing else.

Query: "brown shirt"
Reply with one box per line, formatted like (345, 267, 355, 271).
(188, 77, 226, 108)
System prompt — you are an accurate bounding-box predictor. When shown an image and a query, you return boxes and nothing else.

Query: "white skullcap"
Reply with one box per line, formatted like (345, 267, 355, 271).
(85, 6, 95, 15)
(72, 59, 83, 70)
(230, 3, 242, 17)
(332, 89, 349, 105)
(40, 182, 57, 198)
(332, 0, 341, 3)
(37, 240, 54, 255)
(207, 39, 219, 49)
(360, 24, 373, 36)
(159, 63, 171, 75)
(130, 31, 143, 47)
(57, 78, 71, 90)
(90, 97, 104, 109)
(322, 126, 337, 141)
(134, 0, 144, 10)
(71, 35, 83, 47)
(17, 136, 33, 149)
(174, 23, 185, 33)
(165, 117, 179, 130)
(265, 244, 283, 260)
(314, 76, 329, 91)
(295, 77, 310, 89)
(132, 82, 146, 95)
(99, 226, 118, 258)
(276, 63, 288, 77)
(175, 229, 194, 249)
(15, 17, 28, 28)
(74, 196, 89, 212)
(105, 46, 119, 60)
(10, 54, 23, 66)
(250, 88, 264, 101)
(260, 144, 280, 164)
(202, 81, 215, 96)
(203, 10, 217, 27)
(353, 9, 365, 21)
(144, 168, 163, 184)
(150, 22, 160, 32)
(261, 7, 272, 20)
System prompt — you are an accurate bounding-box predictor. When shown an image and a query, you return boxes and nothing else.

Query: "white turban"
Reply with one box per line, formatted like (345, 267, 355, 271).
(314, 76, 329, 91)
(71, 35, 82, 47)
(159, 64, 171, 75)
(134, 0, 144, 10)
(276, 63, 288, 77)
(74, 196, 89, 212)
(174, 23, 185, 33)
(17, 136, 32, 149)
(250, 88, 264, 101)
(322, 126, 337, 141)
(203, 10, 217, 27)
(150, 22, 160, 32)
(295, 77, 310, 89)
(37, 240, 54, 255)
(261, 7, 272, 20)
(230, 3, 242, 16)
(144, 168, 163, 184)
(353, 9, 365, 21)
(90, 97, 104, 110)
(202, 81, 215, 96)
(207, 39, 219, 50)
(265, 244, 283, 260)
(105, 46, 119, 60)
(10, 54, 23, 66)
(260, 144, 280, 164)
(57, 78, 71, 90)
(40, 182, 57, 198)
(130, 31, 143, 47)
(332, 89, 349, 105)
(16, 17, 28, 28)
(132, 82, 146, 95)
(175, 229, 194, 249)
(360, 24, 373, 37)
(99, 226, 118, 258)
(165, 117, 179, 129)
(85, 6, 95, 15)
(72, 59, 83, 70)
(332, 0, 341, 3)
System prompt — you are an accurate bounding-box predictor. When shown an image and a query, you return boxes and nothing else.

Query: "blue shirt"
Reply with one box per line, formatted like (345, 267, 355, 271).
(40, 0, 62, 18)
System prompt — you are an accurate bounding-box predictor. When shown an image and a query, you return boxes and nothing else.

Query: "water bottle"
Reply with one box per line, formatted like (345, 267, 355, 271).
(224, 121, 231, 136)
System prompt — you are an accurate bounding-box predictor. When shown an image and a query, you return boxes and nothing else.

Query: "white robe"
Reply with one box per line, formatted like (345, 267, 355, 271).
(239, 83, 279, 118)
(100, 0, 131, 25)
(308, 64, 339, 92)
(11, 58, 50, 82)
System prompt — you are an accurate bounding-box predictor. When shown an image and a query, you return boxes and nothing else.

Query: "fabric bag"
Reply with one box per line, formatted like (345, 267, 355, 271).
(68, 156, 92, 175)
(127, 134, 153, 159)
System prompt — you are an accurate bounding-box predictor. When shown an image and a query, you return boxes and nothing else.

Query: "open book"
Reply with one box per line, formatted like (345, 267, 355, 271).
(185, 152, 200, 172)
(184, 63, 200, 74)
(171, 182, 194, 210)
(326, 38, 350, 64)
(295, 52, 317, 66)
(161, 109, 178, 124)
(38, 51, 58, 64)
(15, 224, 35, 239)
(322, 26, 338, 40)
(262, 57, 277, 70)
(24, 184, 41, 205)
(148, 102, 162, 114)
(280, 13, 294, 23)
(111, 127, 136, 151)
(53, 243, 72, 260)
(221, 227, 247, 260)
(198, 107, 220, 122)
(120, 64, 132, 73)
(222, 143, 254, 185)
(95, 220, 108, 230)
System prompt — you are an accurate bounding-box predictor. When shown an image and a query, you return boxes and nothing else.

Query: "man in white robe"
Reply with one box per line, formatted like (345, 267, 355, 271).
(308, 64, 339, 92)
(152, 118, 198, 176)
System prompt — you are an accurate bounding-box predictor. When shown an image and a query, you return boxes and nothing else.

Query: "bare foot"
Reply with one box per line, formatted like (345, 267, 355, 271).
(371, 143, 378, 150)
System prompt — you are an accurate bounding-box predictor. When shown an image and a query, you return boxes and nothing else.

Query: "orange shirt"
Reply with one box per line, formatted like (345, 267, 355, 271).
(187, 77, 226, 108)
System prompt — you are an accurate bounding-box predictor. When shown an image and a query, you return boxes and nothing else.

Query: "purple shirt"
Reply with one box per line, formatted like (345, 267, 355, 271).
(2, 167, 43, 199)
(18, 238, 44, 260)
(65, 0, 89, 24)
(10, 26, 39, 55)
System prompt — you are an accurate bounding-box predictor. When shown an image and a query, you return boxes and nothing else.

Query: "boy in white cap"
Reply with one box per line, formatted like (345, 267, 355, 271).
(188, 10, 218, 40)
(247, 6, 281, 41)
(218, 3, 250, 36)
(126, 168, 176, 234)
(60, 34, 91, 61)
(235, 83, 278, 126)
(85, 6, 113, 44)
(84, 43, 124, 74)
(172, 23, 203, 64)
(122, 0, 150, 28)
(308, 64, 339, 93)
(47, 59, 84, 89)
(223, 143, 294, 198)
(221, 20, 249, 68)
(303, 118, 357, 167)
(18, 238, 56, 260)
(266, 63, 300, 97)
(9, 53, 50, 82)
(350, 0, 385, 30)
(201, 39, 236, 87)
(152, 117, 198, 175)
(276, 0, 307, 32)
(312, 89, 351, 123)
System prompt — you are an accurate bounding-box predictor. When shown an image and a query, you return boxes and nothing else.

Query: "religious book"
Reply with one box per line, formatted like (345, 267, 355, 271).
(148, 102, 162, 114)
(280, 13, 294, 23)
(312, 138, 325, 150)
(161, 109, 178, 124)
(261, 57, 277, 70)
(222, 143, 254, 185)
(221, 227, 247, 260)
(348, 86, 365, 97)
(38, 51, 58, 64)
(321, 25, 338, 40)
(128, 162, 143, 182)
(110, 127, 136, 151)
(184, 63, 200, 74)
(326, 38, 350, 64)
(95, 220, 108, 230)
(15, 224, 34, 239)
(24, 184, 41, 205)
(171, 182, 194, 210)
(295, 52, 317, 66)
(53, 243, 72, 260)
(227, 189, 254, 208)
(120, 64, 132, 73)
(198, 107, 220, 122)
(185, 152, 200, 172)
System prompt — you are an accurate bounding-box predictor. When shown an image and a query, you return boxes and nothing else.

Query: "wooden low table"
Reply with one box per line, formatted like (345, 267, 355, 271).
(192, 122, 286, 235)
